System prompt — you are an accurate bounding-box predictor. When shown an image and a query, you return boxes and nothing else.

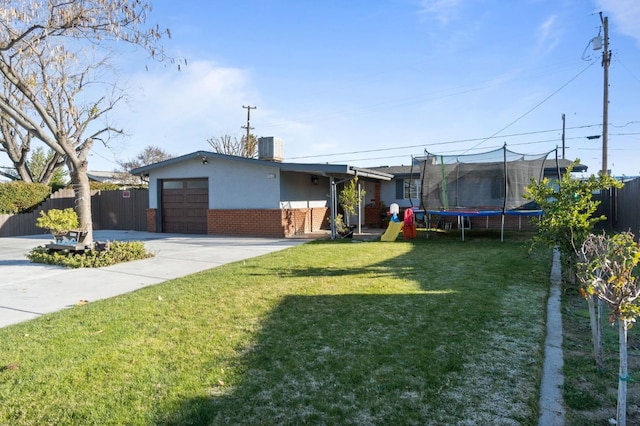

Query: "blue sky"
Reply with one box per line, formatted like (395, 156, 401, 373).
(73, 0, 640, 176)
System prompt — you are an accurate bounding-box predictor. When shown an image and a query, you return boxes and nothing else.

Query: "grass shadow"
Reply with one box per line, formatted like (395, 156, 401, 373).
(158, 238, 545, 424)
(0, 234, 547, 425)
(158, 292, 477, 425)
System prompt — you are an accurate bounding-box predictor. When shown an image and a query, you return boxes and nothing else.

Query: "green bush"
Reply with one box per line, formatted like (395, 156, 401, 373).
(36, 208, 79, 233)
(89, 182, 121, 191)
(0, 181, 51, 214)
(26, 241, 154, 268)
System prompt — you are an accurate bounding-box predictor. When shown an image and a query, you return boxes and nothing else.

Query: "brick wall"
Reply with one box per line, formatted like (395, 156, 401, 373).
(146, 208, 157, 232)
(311, 207, 330, 231)
(282, 209, 308, 236)
(365, 206, 385, 228)
(146, 207, 330, 237)
(207, 207, 330, 238)
(208, 209, 283, 237)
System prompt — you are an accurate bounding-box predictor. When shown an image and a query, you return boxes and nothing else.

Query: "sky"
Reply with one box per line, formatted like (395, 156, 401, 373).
(8, 0, 640, 177)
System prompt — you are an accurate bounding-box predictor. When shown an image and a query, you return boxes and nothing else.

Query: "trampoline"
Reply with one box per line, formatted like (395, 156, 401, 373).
(424, 209, 543, 241)
(417, 145, 555, 241)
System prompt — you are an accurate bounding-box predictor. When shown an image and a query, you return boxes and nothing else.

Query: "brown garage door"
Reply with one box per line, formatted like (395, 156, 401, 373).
(161, 178, 208, 234)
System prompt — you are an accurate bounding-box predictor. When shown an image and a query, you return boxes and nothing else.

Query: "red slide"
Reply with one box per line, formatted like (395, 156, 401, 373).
(403, 209, 417, 240)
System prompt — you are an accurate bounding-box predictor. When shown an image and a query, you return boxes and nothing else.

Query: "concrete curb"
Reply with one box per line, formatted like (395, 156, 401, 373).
(538, 247, 565, 425)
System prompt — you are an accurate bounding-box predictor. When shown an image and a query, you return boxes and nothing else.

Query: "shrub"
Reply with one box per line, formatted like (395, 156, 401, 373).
(0, 181, 51, 214)
(36, 208, 79, 233)
(89, 181, 121, 191)
(26, 241, 154, 268)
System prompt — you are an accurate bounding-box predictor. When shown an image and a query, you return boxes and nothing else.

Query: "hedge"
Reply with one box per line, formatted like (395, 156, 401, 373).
(0, 181, 51, 214)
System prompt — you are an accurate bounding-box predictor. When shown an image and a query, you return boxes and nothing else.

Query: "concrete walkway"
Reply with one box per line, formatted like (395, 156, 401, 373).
(539, 247, 565, 425)
(0, 230, 308, 328)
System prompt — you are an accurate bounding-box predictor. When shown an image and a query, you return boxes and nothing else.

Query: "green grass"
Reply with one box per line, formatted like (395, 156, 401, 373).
(0, 232, 551, 425)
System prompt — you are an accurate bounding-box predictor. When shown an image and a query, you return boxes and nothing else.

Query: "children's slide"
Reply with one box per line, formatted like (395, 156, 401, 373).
(380, 221, 404, 241)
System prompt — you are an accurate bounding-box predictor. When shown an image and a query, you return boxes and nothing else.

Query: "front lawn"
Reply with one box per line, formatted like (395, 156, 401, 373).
(0, 234, 551, 425)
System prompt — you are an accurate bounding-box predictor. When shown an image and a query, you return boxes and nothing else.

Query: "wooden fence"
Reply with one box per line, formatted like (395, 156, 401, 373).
(0, 189, 149, 237)
(615, 177, 640, 236)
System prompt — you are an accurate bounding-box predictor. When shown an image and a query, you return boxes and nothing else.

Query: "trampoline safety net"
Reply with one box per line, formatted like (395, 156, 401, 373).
(418, 146, 552, 211)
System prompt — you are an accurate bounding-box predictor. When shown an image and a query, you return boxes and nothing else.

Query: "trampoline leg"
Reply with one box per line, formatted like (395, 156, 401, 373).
(426, 213, 430, 239)
(501, 214, 505, 242)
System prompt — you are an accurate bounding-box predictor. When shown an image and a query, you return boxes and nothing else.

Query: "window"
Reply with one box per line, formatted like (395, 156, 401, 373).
(187, 179, 208, 189)
(162, 180, 184, 189)
(404, 179, 420, 199)
(396, 178, 421, 199)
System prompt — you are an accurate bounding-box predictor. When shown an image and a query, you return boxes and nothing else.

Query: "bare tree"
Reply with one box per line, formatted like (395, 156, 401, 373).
(0, 82, 65, 183)
(207, 134, 258, 158)
(0, 118, 66, 184)
(119, 145, 174, 172)
(0, 0, 175, 245)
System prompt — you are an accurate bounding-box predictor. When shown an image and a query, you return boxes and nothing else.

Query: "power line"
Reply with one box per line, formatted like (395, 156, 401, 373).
(287, 128, 640, 165)
(461, 60, 598, 155)
(320, 136, 599, 164)
(286, 123, 605, 161)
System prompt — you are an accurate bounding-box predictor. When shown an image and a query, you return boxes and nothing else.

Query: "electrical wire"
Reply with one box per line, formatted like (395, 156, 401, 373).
(286, 123, 608, 161)
(292, 130, 640, 165)
(459, 60, 598, 155)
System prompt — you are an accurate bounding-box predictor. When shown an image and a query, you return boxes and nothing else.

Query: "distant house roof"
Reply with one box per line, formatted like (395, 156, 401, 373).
(87, 171, 143, 185)
(555, 159, 588, 173)
(368, 165, 420, 178)
(131, 151, 394, 181)
(369, 158, 588, 178)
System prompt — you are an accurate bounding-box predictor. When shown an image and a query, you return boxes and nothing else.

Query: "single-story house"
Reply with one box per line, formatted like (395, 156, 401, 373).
(131, 138, 393, 238)
(131, 136, 588, 238)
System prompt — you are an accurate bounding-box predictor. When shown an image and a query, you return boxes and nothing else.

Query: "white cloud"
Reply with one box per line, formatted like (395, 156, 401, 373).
(597, 0, 640, 44)
(417, 0, 463, 25)
(105, 60, 258, 164)
(535, 15, 561, 55)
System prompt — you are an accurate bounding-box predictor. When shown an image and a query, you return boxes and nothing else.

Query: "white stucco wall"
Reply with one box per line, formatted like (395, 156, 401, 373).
(279, 171, 329, 209)
(147, 156, 281, 209)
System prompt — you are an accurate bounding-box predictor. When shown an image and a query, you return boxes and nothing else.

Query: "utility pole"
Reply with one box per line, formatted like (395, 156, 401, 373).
(561, 113, 566, 159)
(600, 12, 610, 175)
(241, 105, 256, 156)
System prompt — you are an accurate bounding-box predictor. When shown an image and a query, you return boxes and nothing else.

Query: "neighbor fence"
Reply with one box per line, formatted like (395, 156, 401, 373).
(592, 177, 640, 237)
(614, 177, 640, 236)
(0, 189, 148, 237)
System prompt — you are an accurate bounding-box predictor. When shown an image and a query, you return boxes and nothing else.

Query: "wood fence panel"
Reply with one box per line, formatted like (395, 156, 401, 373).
(95, 189, 149, 231)
(0, 189, 148, 237)
(616, 178, 640, 236)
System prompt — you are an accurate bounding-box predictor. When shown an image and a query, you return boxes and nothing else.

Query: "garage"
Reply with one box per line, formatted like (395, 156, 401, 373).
(161, 178, 208, 234)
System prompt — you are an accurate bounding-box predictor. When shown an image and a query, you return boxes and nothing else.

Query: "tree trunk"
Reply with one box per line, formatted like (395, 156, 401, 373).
(618, 320, 628, 426)
(70, 165, 93, 246)
(597, 299, 604, 368)
(588, 296, 605, 371)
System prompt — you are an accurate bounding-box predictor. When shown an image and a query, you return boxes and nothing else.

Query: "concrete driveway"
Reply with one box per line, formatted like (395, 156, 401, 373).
(0, 230, 308, 328)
